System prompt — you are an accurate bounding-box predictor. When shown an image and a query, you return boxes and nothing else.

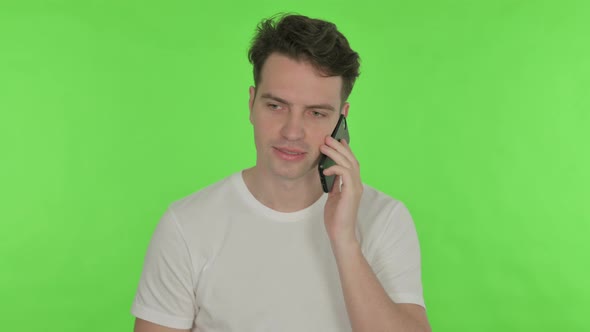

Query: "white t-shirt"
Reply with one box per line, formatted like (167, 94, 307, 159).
(131, 172, 424, 331)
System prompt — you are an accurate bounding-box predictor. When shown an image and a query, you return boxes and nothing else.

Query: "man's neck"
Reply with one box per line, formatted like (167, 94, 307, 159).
(242, 167, 324, 213)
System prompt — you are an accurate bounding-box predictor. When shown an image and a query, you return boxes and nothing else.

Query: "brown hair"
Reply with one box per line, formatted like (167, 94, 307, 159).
(248, 14, 360, 102)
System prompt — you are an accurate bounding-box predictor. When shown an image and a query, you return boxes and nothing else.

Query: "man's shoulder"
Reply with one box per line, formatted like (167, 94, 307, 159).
(167, 172, 241, 221)
(360, 183, 405, 211)
(357, 183, 415, 235)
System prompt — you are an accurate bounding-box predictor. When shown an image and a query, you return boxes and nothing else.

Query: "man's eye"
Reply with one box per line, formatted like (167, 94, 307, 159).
(268, 103, 281, 110)
(311, 111, 326, 118)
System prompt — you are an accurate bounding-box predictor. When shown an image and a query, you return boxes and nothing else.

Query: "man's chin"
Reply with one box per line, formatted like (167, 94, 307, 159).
(269, 164, 318, 182)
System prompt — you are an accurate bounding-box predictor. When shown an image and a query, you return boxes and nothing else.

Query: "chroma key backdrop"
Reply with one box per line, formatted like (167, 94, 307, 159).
(1, 1, 588, 331)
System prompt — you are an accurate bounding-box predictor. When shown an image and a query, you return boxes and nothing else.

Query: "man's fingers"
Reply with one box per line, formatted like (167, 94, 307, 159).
(320, 144, 353, 169)
(324, 136, 358, 169)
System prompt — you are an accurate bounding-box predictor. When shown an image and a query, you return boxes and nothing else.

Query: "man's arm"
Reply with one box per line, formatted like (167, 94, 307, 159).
(134, 318, 190, 332)
(332, 240, 431, 332)
(321, 137, 430, 332)
(131, 210, 198, 331)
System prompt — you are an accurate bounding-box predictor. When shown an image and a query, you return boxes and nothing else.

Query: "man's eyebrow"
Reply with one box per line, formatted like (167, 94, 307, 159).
(307, 103, 336, 112)
(261, 93, 291, 106)
(260, 93, 336, 112)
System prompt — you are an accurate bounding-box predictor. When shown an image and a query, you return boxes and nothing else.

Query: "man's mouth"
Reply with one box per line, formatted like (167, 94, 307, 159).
(274, 147, 307, 157)
(280, 150, 304, 155)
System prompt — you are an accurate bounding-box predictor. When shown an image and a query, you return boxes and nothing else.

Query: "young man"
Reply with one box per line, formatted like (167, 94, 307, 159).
(132, 14, 430, 332)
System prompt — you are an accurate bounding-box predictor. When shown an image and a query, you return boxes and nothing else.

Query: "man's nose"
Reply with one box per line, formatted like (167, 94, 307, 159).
(280, 111, 305, 141)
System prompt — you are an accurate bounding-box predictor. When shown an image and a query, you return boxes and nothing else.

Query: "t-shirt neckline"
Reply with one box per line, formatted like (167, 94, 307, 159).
(231, 171, 327, 223)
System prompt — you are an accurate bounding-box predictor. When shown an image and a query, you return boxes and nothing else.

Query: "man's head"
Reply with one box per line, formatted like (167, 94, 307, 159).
(246, 15, 361, 183)
(248, 14, 360, 104)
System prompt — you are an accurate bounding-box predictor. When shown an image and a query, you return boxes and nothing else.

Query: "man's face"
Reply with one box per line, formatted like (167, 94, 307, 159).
(249, 53, 350, 183)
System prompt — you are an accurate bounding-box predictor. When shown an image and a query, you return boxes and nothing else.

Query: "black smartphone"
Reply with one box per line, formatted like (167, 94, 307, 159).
(318, 114, 350, 193)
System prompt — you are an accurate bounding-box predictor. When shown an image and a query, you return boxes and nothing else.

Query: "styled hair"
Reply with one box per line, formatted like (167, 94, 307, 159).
(248, 14, 360, 102)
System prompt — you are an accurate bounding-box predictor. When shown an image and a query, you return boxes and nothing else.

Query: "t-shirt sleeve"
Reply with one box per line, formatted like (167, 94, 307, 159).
(371, 202, 425, 308)
(131, 209, 197, 329)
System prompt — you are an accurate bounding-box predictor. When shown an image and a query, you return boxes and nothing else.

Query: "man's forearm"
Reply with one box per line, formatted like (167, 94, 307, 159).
(331, 240, 430, 332)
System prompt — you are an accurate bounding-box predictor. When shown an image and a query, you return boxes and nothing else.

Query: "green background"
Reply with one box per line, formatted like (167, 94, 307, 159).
(1, 0, 588, 331)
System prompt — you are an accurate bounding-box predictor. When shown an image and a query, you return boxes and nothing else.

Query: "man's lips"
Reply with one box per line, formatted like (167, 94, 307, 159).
(273, 147, 308, 161)
(274, 147, 306, 155)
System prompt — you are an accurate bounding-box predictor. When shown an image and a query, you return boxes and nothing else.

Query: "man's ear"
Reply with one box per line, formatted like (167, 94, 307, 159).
(341, 102, 350, 117)
(248, 86, 256, 124)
